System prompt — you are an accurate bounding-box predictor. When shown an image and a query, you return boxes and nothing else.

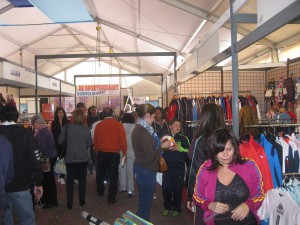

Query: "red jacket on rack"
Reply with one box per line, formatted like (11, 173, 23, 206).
(240, 135, 274, 192)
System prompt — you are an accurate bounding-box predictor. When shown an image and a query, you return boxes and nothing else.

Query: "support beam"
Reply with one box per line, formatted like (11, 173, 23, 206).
(235, 14, 257, 23)
(276, 32, 300, 49)
(74, 73, 163, 78)
(239, 48, 271, 65)
(95, 17, 180, 53)
(163, 0, 276, 51)
(36, 52, 176, 59)
(159, 0, 218, 23)
(230, 0, 239, 136)
(0, 4, 14, 15)
(194, 0, 300, 75)
(66, 26, 171, 71)
(236, 1, 300, 53)
(4, 26, 66, 58)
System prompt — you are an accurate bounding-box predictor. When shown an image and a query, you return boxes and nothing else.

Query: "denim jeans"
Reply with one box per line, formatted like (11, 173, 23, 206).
(133, 164, 156, 222)
(3, 190, 36, 225)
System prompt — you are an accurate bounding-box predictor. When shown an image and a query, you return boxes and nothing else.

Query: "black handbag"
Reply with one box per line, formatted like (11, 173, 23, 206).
(59, 124, 69, 159)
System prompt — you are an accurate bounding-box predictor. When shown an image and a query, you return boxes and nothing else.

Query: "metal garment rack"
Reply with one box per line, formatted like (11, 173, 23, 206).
(245, 123, 300, 134)
(173, 90, 252, 97)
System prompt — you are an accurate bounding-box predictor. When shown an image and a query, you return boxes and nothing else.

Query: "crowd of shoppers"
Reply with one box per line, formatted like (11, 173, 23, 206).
(0, 101, 266, 225)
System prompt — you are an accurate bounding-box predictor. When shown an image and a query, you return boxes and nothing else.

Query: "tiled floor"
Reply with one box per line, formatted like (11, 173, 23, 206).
(35, 173, 193, 225)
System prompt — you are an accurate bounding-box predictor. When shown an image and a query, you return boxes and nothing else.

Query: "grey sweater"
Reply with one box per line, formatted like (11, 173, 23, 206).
(131, 124, 163, 171)
(58, 123, 92, 163)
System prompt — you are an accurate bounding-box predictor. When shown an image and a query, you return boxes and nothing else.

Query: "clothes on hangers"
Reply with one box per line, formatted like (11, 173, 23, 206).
(257, 134, 283, 188)
(258, 187, 300, 225)
(240, 135, 274, 192)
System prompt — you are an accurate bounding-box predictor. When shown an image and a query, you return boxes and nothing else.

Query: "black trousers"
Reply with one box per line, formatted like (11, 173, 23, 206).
(96, 152, 120, 201)
(41, 158, 57, 205)
(162, 172, 184, 212)
(66, 162, 88, 205)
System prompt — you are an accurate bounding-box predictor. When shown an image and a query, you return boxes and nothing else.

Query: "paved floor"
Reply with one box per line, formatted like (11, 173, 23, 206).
(35, 173, 193, 225)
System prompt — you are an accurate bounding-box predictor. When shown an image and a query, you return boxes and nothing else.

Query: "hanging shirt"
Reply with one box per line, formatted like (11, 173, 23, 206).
(287, 178, 300, 208)
(258, 189, 299, 225)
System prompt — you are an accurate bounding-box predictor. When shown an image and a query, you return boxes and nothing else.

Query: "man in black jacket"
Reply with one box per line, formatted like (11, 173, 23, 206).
(0, 135, 13, 224)
(0, 105, 43, 225)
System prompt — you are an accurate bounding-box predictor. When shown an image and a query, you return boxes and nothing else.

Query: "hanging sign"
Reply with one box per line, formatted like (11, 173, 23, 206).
(65, 97, 75, 113)
(42, 104, 54, 121)
(77, 84, 120, 96)
(133, 97, 149, 104)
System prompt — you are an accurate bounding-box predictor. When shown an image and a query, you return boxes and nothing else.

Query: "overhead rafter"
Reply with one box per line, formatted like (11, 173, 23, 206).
(0, 30, 64, 69)
(161, 0, 276, 50)
(276, 32, 300, 49)
(159, 0, 218, 23)
(94, 17, 180, 54)
(65, 26, 171, 72)
(0, 3, 14, 15)
(4, 25, 67, 58)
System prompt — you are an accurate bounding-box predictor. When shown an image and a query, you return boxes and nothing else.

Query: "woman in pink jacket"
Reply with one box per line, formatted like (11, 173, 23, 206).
(193, 127, 264, 225)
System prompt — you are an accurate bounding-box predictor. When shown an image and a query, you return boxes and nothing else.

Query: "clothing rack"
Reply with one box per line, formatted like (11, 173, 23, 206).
(245, 123, 300, 135)
(283, 172, 300, 176)
(174, 90, 252, 96)
(245, 123, 300, 128)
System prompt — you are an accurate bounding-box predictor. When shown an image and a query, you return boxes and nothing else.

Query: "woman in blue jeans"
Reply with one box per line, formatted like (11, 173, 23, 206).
(131, 104, 171, 221)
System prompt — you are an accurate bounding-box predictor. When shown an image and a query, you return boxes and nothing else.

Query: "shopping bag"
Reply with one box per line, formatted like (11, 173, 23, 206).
(54, 157, 67, 175)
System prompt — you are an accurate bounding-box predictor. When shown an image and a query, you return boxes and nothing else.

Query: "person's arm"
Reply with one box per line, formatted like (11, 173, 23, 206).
(244, 161, 265, 210)
(187, 137, 207, 201)
(58, 125, 67, 145)
(6, 142, 14, 185)
(86, 127, 92, 147)
(25, 130, 43, 187)
(231, 161, 265, 221)
(193, 162, 211, 210)
(119, 124, 127, 156)
(178, 135, 190, 153)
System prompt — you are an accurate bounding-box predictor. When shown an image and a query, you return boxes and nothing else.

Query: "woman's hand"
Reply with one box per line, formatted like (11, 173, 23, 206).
(208, 202, 229, 214)
(34, 186, 43, 200)
(231, 203, 249, 221)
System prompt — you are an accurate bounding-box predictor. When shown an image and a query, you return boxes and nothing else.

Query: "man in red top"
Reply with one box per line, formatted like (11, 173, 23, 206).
(94, 107, 127, 204)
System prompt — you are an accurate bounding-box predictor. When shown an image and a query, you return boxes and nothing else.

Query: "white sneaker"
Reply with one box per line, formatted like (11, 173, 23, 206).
(74, 179, 79, 184)
(153, 193, 157, 200)
(60, 178, 65, 184)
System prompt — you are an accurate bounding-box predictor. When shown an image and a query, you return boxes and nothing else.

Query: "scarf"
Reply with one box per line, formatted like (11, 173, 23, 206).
(137, 118, 161, 150)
